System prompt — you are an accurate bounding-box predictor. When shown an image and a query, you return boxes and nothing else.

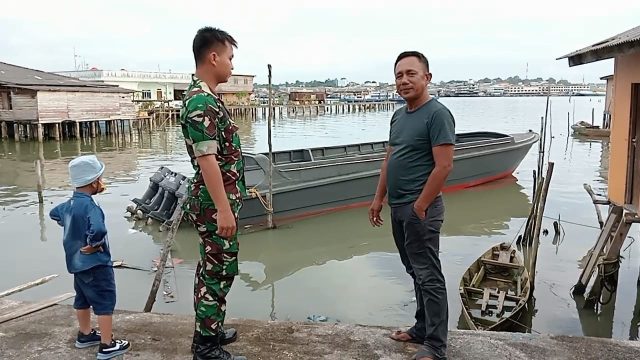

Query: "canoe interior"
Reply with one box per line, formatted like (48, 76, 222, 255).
(459, 242, 531, 331)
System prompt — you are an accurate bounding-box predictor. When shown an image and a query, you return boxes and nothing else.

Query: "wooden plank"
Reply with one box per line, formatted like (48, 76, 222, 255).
(604, 220, 632, 261)
(470, 266, 485, 288)
(481, 288, 490, 312)
(496, 291, 506, 314)
(464, 287, 522, 302)
(0, 292, 74, 324)
(574, 206, 623, 295)
(487, 276, 512, 283)
(584, 183, 606, 228)
(481, 258, 523, 270)
(0, 274, 58, 299)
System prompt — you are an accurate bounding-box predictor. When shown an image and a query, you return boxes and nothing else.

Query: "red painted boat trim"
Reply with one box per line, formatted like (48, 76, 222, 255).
(442, 168, 516, 193)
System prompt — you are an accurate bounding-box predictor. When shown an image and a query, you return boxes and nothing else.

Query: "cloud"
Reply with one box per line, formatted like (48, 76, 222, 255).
(1, 0, 638, 83)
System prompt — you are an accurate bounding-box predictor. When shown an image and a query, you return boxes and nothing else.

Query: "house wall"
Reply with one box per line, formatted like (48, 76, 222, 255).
(37, 91, 135, 123)
(0, 88, 38, 122)
(604, 78, 614, 114)
(608, 52, 640, 206)
(217, 75, 254, 94)
(219, 92, 251, 106)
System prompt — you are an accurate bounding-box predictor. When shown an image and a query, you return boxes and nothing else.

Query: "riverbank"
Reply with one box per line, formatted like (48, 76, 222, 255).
(0, 299, 638, 359)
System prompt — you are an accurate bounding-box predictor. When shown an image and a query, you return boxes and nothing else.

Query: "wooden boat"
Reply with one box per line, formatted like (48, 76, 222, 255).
(571, 121, 610, 138)
(458, 242, 531, 331)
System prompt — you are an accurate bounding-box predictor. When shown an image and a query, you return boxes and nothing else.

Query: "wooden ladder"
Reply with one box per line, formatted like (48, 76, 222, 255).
(573, 205, 633, 298)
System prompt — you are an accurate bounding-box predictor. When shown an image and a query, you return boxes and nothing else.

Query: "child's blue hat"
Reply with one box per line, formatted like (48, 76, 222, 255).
(68, 155, 105, 188)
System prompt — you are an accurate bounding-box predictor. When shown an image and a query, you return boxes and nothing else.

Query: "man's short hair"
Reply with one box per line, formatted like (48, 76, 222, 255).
(192, 27, 237, 65)
(394, 51, 430, 73)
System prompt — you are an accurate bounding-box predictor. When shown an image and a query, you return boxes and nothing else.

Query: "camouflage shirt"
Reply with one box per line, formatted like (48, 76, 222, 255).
(180, 75, 246, 209)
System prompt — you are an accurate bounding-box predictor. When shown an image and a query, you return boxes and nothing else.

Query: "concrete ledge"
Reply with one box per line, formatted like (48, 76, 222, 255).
(0, 300, 639, 359)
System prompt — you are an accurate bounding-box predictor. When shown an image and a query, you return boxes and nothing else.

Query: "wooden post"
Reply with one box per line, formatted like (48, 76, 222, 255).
(35, 159, 44, 204)
(267, 64, 275, 229)
(52, 122, 60, 140)
(567, 112, 570, 134)
(591, 108, 595, 126)
(90, 122, 96, 138)
(74, 121, 80, 139)
(1, 121, 7, 139)
(14, 123, 19, 141)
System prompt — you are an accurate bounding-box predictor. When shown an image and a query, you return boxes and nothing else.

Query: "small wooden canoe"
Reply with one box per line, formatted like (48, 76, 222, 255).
(458, 242, 531, 331)
(571, 121, 610, 138)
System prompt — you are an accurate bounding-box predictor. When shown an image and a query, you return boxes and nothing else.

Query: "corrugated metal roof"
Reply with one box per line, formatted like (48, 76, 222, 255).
(0, 61, 131, 92)
(557, 25, 640, 60)
(12, 85, 133, 93)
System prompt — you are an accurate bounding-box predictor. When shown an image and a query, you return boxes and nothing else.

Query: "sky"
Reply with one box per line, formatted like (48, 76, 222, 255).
(1, 0, 639, 84)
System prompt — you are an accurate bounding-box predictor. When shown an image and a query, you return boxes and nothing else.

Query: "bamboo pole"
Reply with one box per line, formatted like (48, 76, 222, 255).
(143, 198, 185, 312)
(529, 162, 555, 288)
(266, 64, 275, 229)
(0, 274, 58, 298)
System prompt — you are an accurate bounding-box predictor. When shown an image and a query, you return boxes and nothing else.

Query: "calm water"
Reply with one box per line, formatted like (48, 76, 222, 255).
(1, 96, 639, 340)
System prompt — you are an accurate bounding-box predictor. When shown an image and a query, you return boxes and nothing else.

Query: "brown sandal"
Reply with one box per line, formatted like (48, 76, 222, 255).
(389, 330, 423, 344)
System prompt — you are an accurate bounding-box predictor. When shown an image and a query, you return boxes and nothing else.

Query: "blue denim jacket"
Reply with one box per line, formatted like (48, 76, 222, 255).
(50, 191, 112, 273)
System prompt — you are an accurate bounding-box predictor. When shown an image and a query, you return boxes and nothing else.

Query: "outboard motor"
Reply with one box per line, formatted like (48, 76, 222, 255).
(132, 166, 172, 207)
(149, 173, 186, 222)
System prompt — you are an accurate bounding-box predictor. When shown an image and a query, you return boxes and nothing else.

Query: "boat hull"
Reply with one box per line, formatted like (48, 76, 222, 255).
(571, 122, 610, 138)
(240, 131, 538, 227)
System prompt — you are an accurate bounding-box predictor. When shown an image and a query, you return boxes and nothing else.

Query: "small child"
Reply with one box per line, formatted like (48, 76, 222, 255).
(50, 155, 130, 360)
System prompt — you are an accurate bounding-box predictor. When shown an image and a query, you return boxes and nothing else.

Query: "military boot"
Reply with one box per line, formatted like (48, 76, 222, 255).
(192, 333, 246, 360)
(191, 328, 238, 354)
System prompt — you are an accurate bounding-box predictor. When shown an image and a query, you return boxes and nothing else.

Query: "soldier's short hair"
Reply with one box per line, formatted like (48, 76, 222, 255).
(394, 51, 429, 73)
(193, 27, 238, 65)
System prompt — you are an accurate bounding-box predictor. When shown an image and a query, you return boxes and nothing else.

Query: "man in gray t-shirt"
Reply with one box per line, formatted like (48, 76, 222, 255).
(369, 51, 455, 360)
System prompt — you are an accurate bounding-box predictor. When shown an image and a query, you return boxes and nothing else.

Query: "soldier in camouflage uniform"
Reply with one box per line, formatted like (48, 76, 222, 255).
(180, 27, 247, 360)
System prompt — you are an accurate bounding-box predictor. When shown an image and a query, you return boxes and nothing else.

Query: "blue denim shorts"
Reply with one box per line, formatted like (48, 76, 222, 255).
(73, 265, 116, 316)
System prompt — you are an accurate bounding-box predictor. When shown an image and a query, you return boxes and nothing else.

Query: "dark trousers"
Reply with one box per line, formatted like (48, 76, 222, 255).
(391, 196, 448, 359)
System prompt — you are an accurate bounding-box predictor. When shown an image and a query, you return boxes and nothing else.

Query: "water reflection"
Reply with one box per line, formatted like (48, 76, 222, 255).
(573, 292, 616, 339)
(130, 177, 531, 293)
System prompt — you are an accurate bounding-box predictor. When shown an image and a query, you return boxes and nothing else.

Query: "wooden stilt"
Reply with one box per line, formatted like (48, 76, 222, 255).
(36, 124, 43, 142)
(52, 123, 60, 140)
(35, 159, 44, 204)
(1, 121, 7, 139)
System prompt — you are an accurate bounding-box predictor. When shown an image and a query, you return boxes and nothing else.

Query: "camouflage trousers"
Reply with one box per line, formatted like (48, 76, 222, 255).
(186, 201, 241, 337)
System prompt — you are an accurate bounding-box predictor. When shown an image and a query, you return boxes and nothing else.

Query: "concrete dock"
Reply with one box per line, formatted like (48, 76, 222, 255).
(0, 299, 638, 359)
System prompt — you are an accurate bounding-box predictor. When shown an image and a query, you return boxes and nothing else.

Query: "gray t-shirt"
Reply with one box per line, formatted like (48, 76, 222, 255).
(386, 98, 456, 207)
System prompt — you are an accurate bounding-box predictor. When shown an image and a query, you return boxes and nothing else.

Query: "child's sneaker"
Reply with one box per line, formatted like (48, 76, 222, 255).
(75, 329, 102, 348)
(97, 339, 131, 359)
